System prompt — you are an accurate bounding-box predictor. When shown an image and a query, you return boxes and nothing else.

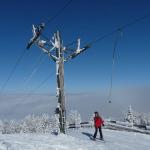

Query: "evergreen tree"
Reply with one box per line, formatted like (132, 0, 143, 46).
(125, 105, 134, 125)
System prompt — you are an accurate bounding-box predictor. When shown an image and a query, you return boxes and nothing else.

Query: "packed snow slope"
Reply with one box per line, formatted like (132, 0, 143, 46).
(0, 128, 150, 150)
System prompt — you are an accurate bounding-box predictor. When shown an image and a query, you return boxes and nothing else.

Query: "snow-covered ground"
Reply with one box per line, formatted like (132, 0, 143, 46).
(105, 122, 150, 134)
(0, 128, 150, 150)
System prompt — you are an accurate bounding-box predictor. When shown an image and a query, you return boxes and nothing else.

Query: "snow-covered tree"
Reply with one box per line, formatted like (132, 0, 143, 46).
(9, 120, 20, 134)
(2, 120, 11, 134)
(125, 105, 134, 125)
(20, 114, 52, 133)
(0, 113, 88, 134)
(124, 106, 150, 126)
(147, 113, 150, 125)
(140, 113, 147, 125)
(50, 114, 60, 133)
(67, 110, 82, 128)
(40, 113, 51, 133)
(89, 114, 94, 127)
(21, 115, 36, 133)
(0, 120, 3, 134)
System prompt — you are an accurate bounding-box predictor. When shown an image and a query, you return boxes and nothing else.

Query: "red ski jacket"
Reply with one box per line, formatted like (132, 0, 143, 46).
(94, 116, 104, 128)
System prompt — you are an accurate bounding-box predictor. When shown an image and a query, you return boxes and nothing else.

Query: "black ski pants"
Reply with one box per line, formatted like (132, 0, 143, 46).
(93, 126, 103, 139)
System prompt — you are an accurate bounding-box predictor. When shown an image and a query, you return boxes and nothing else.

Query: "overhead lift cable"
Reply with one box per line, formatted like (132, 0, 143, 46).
(0, 49, 27, 93)
(24, 71, 55, 100)
(1, 0, 73, 94)
(87, 12, 150, 46)
(108, 29, 122, 104)
(81, 12, 150, 104)
(44, 0, 73, 25)
(23, 53, 45, 86)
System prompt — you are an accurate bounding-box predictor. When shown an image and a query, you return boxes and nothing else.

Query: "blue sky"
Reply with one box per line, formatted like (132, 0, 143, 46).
(0, 0, 150, 120)
(0, 0, 150, 95)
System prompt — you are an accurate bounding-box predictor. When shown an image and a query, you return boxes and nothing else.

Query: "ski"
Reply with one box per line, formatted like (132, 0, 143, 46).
(90, 136, 105, 143)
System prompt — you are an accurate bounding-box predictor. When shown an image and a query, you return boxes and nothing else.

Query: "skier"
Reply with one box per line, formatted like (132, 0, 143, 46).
(93, 111, 104, 140)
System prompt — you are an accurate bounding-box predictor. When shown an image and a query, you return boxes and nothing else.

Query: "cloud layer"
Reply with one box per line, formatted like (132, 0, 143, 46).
(0, 86, 150, 120)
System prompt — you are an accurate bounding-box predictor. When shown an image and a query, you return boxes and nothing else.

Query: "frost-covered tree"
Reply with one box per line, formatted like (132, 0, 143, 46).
(124, 106, 150, 126)
(0, 113, 83, 134)
(132, 111, 141, 125)
(137, 112, 149, 126)
(0, 120, 3, 134)
(125, 105, 134, 125)
(67, 110, 82, 127)
(9, 120, 20, 134)
(21, 115, 36, 133)
(147, 113, 150, 125)
(40, 113, 51, 133)
(50, 114, 60, 133)
(20, 114, 51, 133)
(89, 114, 94, 127)
(2, 120, 11, 134)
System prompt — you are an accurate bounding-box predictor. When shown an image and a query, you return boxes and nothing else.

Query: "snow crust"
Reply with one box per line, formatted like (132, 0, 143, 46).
(0, 128, 150, 150)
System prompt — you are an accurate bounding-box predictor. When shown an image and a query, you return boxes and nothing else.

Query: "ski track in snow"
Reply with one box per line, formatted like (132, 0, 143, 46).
(0, 128, 150, 150)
